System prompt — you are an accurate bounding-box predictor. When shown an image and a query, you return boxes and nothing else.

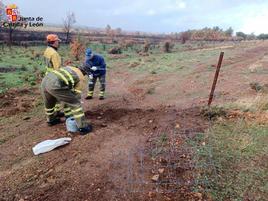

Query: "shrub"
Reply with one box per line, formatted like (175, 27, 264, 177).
(108, 46, 122, 54)
(70, 35, 86, 61)
(22, 74, 37, 86)
(162, 40, 174, 53)
(201, 106, 227, 120)
(249, 82, 262, 92)
(180, 31, 191, 44)
(20, 65, 27, 71)
(143, 41, 150, 53)
(102, 44, 106, 51)
(120, 39, 135, 50)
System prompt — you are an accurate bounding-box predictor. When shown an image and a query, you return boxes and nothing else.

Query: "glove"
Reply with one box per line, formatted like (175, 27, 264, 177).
(91, 66, 98, 71)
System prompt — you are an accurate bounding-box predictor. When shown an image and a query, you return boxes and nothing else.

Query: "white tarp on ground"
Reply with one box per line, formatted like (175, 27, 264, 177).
(32, 137, 72, 155)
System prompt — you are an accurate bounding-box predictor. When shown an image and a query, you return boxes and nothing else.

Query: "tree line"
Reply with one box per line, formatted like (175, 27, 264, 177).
(1, 1, 268, 46)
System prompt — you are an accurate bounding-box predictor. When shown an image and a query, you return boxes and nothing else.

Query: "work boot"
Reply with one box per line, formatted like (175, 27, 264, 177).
(79, 124, 93, 135)
(47, 118, 61, 126)
(86, 91, 94, 100)
(99, 91, 105, 100)
(85, 95, 93, 100)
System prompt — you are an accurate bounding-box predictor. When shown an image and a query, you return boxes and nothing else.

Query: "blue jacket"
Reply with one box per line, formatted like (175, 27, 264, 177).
(85, 54, 106, 76)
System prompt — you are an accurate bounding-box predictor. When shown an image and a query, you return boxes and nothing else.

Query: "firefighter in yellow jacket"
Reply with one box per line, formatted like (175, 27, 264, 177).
(43, 34, 73, 117)
(41, 65, 92, 135)
(44, 34, 62, 72)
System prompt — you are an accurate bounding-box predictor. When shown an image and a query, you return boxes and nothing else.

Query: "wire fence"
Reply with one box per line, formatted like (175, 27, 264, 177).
(110, 127, 205, 194)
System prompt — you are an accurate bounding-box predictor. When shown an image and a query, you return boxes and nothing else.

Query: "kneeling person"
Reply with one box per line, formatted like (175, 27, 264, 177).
(41, 65, 92, 135)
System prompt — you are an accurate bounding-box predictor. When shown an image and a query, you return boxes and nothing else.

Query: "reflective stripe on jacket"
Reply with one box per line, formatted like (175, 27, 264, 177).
(50, 66, 86, 94)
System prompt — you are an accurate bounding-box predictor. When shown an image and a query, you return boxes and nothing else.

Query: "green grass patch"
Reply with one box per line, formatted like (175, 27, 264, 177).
(0, 42, 232, 93)
(150, 133, 169, 158)
(189, 119, 268, 201)
(0, 72, 24, 92)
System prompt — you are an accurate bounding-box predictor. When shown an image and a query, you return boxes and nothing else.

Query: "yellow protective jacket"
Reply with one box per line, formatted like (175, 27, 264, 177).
(69, 66, 86, 94)
(50, 66, 86, 94)
(44, 46, 62, 73)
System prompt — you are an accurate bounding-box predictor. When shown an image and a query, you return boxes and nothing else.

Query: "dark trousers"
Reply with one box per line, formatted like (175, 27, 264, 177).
(88, 74, 106, 97)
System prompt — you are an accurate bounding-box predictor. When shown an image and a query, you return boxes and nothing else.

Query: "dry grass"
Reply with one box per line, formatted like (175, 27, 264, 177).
(190, 119, 268, 201)
(226, 94, 268, 112)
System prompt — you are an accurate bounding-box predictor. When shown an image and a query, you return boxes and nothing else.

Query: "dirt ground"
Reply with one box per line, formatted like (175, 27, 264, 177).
(1, 41, 268, 201)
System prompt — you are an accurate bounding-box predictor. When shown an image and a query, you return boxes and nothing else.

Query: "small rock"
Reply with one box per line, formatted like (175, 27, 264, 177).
(101, 123, 107, 127)
(158, 168, 165, 174)
(97, 116, 102, 120)
(149, 120, 153, 123)
(175, 139, 181, 145)
(194, 192, 202, 199)
(201, 142, 206, 146)
(148, 191, 155, 198)
(250, 82, 262, 92)
(175, 123, 180, 129)
(159, 158, 167, 164)
(23, 116, 31, 120)
(46, 177, 56, 184)
(151, 174, 159, 182)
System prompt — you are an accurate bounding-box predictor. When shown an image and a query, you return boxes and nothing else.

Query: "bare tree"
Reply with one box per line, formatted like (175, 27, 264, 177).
(180, 31, 191, 44)
(115, 27, 122, 35)
(225, 27, 234, 37)
(105, 24, 111, 35)
(143, 40, 150, 53)
(105, 25, 117, 43)
(63, 12, 76, 43)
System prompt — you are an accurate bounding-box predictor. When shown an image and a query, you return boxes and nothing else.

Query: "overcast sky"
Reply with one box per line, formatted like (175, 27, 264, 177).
(2, 0, 268, 34)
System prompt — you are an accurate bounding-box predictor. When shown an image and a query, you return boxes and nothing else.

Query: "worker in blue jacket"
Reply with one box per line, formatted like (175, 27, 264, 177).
(84, 48, 107, 100)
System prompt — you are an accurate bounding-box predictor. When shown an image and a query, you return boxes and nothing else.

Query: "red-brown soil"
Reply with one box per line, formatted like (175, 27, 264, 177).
(1, 41, 268, 201)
